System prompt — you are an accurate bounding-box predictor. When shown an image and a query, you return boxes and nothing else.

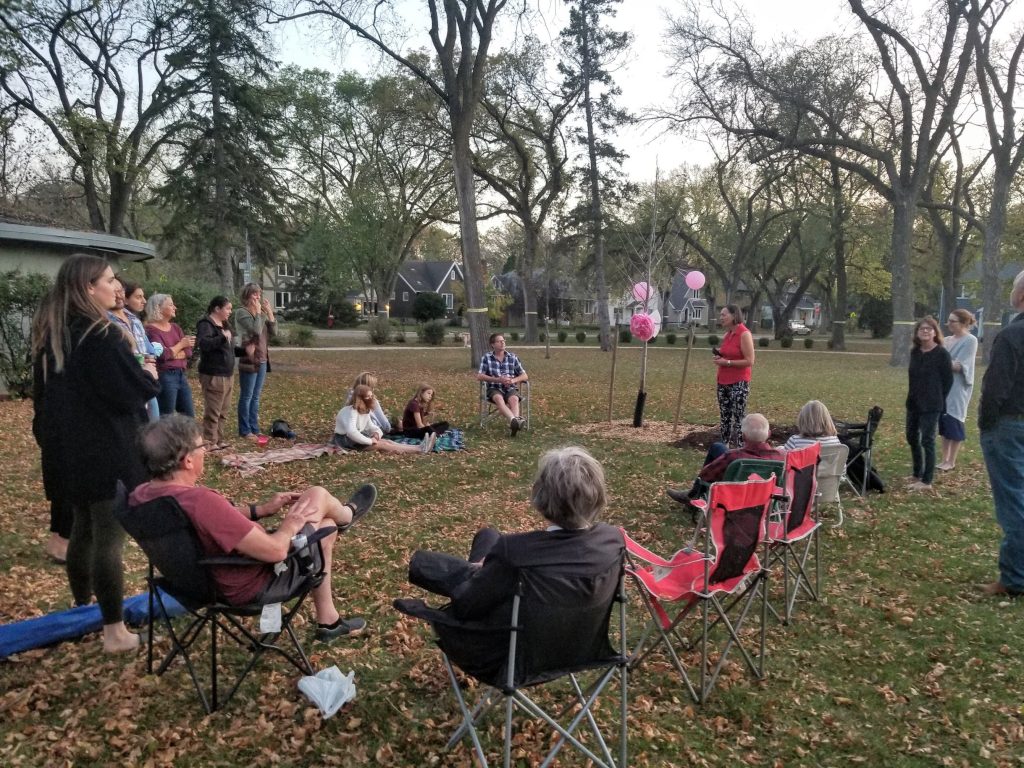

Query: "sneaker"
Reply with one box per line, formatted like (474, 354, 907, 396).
(907, 481, 933, 492)
(420, 432, 437, 454)
(978, 580, 1023, 597)
(339, 484, 377, 532)
(316, 616, 367, 640)
(666, 488, 691, 505)
(510, 416, 525, 438)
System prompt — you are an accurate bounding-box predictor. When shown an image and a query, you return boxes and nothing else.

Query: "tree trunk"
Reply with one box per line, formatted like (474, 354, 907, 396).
(522, 224, 539, 343)
(580, 11, 611, 352)
(830, 159, 847, 351)
(451, 115, 489, 367)
(208, 0, 231, 296)
(889, 195, 916, 367)
(981, 169, 1011, 362)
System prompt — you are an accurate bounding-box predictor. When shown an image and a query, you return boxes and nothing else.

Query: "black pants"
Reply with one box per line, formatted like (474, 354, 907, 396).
(395, 421, 450, 440)
(408, 528, 501, 597)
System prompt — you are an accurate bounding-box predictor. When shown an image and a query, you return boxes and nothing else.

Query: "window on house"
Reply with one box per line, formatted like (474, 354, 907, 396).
(692, 308, 704, 321)
(275, 292, 291, 309)
(443, 293, 453, 309)
(402, 291, 409, 302)
(688, 288, 700, 299)
(277, 262, 295, 277)
(583, 300, 595, 314)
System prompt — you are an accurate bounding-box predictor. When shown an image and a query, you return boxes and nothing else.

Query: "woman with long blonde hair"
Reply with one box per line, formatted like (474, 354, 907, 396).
(32, 254, 160, 652)
(938, 309, 979, 471)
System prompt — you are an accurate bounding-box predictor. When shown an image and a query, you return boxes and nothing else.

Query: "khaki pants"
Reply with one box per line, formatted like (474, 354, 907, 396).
(199, 374, 234, 445)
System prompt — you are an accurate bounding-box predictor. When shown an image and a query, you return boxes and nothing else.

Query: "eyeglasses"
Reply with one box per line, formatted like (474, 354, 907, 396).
(947, 319, 960, 324)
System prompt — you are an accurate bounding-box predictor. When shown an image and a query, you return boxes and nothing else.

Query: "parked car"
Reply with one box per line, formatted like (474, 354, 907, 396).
(788, 321, 812, 335)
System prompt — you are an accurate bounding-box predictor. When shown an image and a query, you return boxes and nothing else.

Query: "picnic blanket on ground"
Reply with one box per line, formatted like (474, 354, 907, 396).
(221, 443, 344, 477)
(0, 589, 185, 659)
(388, 428, 466, 452)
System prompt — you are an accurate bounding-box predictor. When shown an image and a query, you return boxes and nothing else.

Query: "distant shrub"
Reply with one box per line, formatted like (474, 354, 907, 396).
(780, 336, 794, 349)
(648, 334, 657, 343)
(666, 332, 677, 345)
(539, 332, 546, 342)
(804, 337, 814, 349)
(827, 339, 834, 350)
(394, 328, 406, 343)
(288, 326, 315, 347)
(619, 329, 631, 343)
(557, 330, 568, 343)
(510, 331, 519, 341)
(707, 335, 720, 346)
(417, 320, 447, 346)
(575, 330, 586, 343)
(758, 337, 770, 348)
(367, 316, 391, 345)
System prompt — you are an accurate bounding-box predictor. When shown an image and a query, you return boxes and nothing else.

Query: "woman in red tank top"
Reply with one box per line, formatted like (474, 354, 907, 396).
(713, 304, 756, 447)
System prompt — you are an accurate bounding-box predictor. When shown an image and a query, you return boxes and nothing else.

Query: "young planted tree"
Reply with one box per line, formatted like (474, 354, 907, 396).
(559, 0, 631, 351)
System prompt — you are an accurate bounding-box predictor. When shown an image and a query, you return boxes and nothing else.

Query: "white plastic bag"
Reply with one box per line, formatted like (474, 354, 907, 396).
(298, 666, 356, 719)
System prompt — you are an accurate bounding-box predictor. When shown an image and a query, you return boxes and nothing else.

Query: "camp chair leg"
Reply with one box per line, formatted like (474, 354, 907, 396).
(442, 654, 490, 765)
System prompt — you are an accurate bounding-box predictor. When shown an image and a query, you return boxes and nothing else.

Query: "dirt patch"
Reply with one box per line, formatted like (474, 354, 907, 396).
(569, 419, 796, 449)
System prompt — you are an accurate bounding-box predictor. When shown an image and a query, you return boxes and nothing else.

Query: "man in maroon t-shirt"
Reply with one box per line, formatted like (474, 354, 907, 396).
(666, 413, 784, 510)
(130, 415, 375, 640)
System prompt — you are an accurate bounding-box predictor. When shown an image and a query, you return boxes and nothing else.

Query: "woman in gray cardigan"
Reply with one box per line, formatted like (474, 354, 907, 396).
(938, 309, 979, 471)
(235, 282, 275, 439)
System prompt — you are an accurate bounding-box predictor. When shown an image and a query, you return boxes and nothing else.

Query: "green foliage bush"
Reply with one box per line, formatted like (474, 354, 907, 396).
(412, 292, 447, 322)
(332, 302, 360, 328)
(395, 328, 406, 343)
(758, 337, 770, 348)
(145, 276, 208, 333)
(707, 335, 720, 346)
(0, 270, 52, 398)
(619, 329, 631, 343)
(859, 297, 893, 338)
(288, 325, 315, 347)
(666, 332, 677, 345)
(780, 336, 794, 348)
(367, 316, 391, 345)
(575, 330, 586, 343)
(417, 320, 447, 346)
(539, 332, 546, 342)
(804, 337, 814, 349)
(827, 339, 835, 350)
(510, 331, 519, 341)
(648, 334, 657, 344)
(557, 330, 568, 343)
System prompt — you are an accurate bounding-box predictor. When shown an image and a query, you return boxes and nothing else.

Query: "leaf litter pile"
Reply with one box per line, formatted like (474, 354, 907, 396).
(1, 346, 1022, 766)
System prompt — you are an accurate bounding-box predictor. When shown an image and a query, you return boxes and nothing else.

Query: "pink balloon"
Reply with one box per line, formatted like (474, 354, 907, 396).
(685, 271, 706, 291)
(632, 282, 651, 302)
(630, 313, 655, 342)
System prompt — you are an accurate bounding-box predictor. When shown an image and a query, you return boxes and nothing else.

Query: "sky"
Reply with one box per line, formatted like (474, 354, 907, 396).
(271, 0, 858, 181)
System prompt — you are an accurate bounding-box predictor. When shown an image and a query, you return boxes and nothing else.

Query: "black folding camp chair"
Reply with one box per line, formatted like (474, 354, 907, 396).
(836, 406, 884, 496)
(479, 380, 531, 430)
(114, 482, 335, 713)
(394, 550, 628, 767)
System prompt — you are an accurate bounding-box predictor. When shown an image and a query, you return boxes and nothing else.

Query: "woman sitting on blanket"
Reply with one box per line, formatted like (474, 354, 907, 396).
(334, 385, 431, 455)
(345, 372, 392, 434)
(396, 383, 449, 440)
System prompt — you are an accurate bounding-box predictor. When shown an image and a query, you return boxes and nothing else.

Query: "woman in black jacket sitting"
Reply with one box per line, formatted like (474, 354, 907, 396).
(196, 296, 235, 450)
(906, 316, 953, 491)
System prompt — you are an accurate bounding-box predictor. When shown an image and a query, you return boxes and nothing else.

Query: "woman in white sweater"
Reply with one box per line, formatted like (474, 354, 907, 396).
(784, 400, 842, 451)
(334, 385, 424, 454)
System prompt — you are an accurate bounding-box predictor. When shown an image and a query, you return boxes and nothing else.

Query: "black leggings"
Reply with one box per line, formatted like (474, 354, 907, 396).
(66, 498, 126, 624)
(396, 421, 450, 440)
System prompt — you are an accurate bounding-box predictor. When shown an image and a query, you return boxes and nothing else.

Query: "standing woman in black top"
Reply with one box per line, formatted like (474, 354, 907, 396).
(33, 254, 161, 652)
(905, 316, 953, 491)
(195, 296, 235, 450)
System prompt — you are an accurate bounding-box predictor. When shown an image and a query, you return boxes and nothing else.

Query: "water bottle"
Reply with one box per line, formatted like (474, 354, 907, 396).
(291, 532, 308, 552)
(292, 531, 313, 574)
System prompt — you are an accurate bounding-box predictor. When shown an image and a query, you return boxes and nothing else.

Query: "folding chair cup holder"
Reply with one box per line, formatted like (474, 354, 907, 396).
(394, 552, 628, 768)
(624, 474, 776, 704)
(113, 482, 336, 713)
(479, 380, 531, 431)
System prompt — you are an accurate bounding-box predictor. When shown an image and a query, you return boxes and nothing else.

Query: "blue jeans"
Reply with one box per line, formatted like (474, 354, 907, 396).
(156, 368, 195, 417)
(905, 409, 940, 484)
(237, 363, 267, 436)
(981, 418, 1024, 592)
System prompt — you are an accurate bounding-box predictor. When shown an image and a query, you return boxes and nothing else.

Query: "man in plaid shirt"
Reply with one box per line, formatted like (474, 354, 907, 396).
(476, 333, 529, 437)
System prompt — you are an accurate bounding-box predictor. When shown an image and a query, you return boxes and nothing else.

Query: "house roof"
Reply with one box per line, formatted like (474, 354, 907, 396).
(398, 260, 463, 293)
(0, 221, 154, 260)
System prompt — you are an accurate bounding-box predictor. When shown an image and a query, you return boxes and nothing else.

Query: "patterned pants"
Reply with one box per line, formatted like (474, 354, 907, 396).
(717, 381, 750, 448)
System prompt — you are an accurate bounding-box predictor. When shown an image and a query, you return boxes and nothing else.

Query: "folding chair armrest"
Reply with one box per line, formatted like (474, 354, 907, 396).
(289, 525, 338, 554)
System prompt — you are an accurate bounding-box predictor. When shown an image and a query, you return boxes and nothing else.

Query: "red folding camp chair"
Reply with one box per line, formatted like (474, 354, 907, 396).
(766, 443, 821, 625)
(624, 474, 775, 704)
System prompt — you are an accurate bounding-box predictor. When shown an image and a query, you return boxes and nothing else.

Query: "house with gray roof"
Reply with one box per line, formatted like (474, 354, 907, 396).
(390, 260, 464, 319)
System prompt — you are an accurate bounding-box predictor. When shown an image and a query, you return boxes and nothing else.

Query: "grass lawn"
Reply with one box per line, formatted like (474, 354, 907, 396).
(1, 343, 1020, 766)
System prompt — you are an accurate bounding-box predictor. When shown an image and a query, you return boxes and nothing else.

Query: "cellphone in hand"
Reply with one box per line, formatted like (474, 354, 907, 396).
(712, 347, 721, 357)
